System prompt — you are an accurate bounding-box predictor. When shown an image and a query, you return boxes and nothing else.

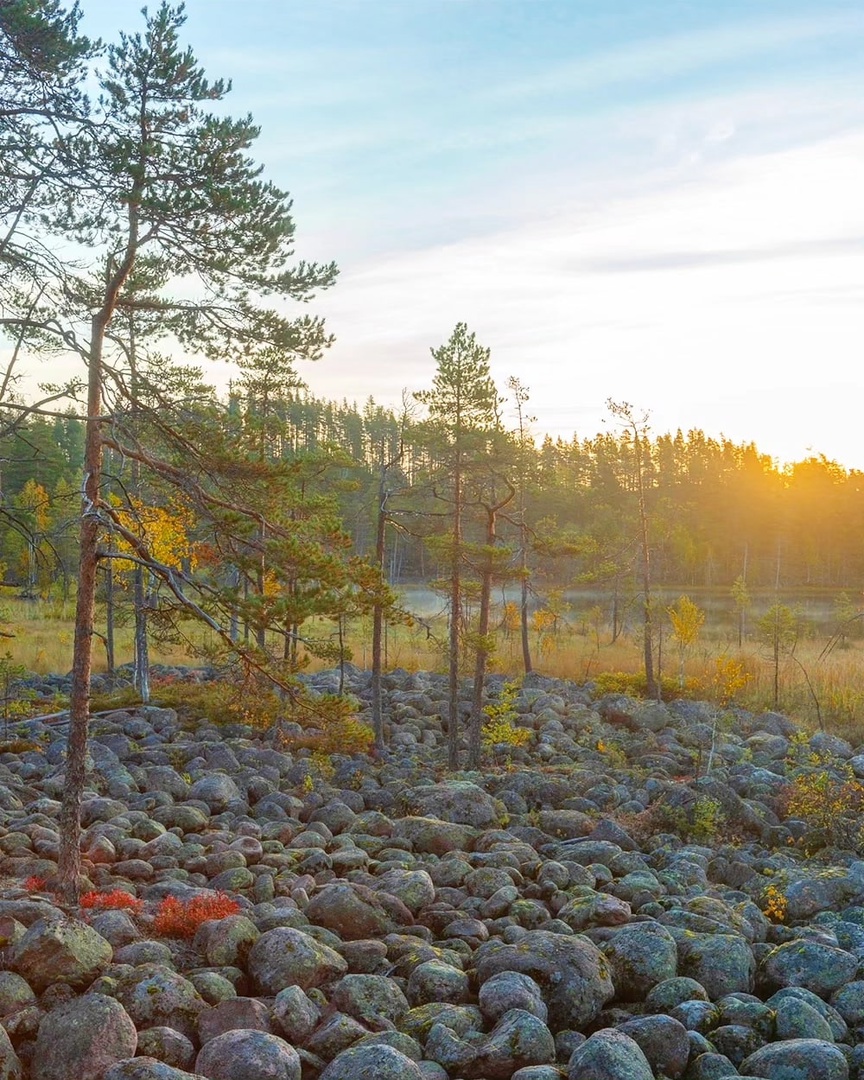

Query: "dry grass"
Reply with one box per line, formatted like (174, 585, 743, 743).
(4, 587, 864, 743)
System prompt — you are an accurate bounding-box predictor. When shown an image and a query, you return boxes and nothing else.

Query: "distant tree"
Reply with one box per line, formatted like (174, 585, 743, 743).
(607, 400, 658, 699)
(415, 323, 502, 769)
(731, 574, 750, 647)
(466, 461, 515, 769)
(667, 594, 705, 689)
(756, 602, 799, 709)
(507, 376, 535, 676)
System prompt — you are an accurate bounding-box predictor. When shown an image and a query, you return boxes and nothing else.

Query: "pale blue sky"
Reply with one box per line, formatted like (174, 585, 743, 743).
(78, 1, 864, 466)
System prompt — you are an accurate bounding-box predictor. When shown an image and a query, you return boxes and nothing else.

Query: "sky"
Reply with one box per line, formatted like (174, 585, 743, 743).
(75, 0, 864, 468)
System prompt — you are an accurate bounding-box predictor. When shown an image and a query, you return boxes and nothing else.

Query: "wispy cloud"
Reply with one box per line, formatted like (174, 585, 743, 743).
(575, 236, 864, 274)
(303, 127, 864, 465)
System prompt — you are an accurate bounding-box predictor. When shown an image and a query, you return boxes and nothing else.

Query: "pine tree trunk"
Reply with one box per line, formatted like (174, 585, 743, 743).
(133, 568, 150, 703)
(468, 544, 493, 769)
(104, 563, 115, 674)
(519, 530, 532, 675)
(448, 457, 462, 771)
(371, 471, 387, 753)
(58, 313, 104, 903)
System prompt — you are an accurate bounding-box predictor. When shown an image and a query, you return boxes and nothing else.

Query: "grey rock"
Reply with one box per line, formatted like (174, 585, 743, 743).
(566, 1029, 654, 1080)
(306, 882, 413, 940)
(616, 1015, 690, 1079)
(603, 921, 677, 1000)
(0, 1028, 20, 1080)
(478, 971, 547, 1023)
(195, 1030, 300, 1080)
(475, 929, 614, 1030)
(407, 960, 470, 1006)
(272, 985, 321, 1044)
(31, 992, 137, 1080)
(760, 939, 858, 997)
(13, 916, 112, 992)
(331, 973, 410, 1027)
(248, 927, 347, 994)
(318, 1043, 423, 1080)
(408, 781, 500, 828)
(104, 1060, 207, 1080)
(673, 931, 755, 998)
(112, 964, 206, 1039)
(135, 1028, 197, 1071)
(741, 1038, 849, 1080)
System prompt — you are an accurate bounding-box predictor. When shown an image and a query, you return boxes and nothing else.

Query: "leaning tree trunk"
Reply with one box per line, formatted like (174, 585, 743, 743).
(58, 313, 105, 903)
(58, 200, 139, 902)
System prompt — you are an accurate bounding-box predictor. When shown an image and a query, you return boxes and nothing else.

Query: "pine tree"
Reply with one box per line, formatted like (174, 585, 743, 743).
(415, 323, 501, 769)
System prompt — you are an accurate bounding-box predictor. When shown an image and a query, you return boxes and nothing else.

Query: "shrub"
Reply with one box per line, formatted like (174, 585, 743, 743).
(0, 738, 42, 754)
(80, 889, 143, 913)
(149, 679, 283, 729)
(592, 671, 698, 700)
(281, 693, 374, 756)
(690, 796, 726, 843)
(153, 892, 241, 938)
(482, 679, 531, 752)
(761, 883, 788, 923)
(779, 768, 864, 853)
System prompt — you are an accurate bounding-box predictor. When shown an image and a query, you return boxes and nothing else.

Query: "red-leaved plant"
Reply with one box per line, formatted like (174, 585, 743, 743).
(153, 892, 241, 938)
(80, 890, 143, 913)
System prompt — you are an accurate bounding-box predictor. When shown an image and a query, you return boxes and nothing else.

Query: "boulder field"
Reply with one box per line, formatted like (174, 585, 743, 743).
(1, 666, 864, 1079)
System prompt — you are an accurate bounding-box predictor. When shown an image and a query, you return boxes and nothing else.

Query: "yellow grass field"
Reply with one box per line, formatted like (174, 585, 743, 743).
(2, 588, 863, 744)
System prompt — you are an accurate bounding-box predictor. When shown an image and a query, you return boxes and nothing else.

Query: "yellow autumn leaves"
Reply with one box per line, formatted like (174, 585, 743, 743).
(107, 496, 198, 573)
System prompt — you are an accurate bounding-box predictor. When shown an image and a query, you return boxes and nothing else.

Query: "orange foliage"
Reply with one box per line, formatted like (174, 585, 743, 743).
(153, 892, 241, 938)
(80, 890, 143, 913)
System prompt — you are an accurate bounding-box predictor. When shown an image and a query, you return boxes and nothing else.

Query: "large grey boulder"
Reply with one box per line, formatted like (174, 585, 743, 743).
(104, 1060, 208, 1080)
(603, 921, 677, 999)
(331, 974, 410, 1027)
(112, 964, 207, 1039)
(31, 993, 137, 1080)
(741, 1038, 848, 1080)
(13, 916, 112, 992)
(566, 1029, 654, 1080)
(319, 1044, 424, 1080)
(673, 931, 755, 998)
(760, 940, 858, 997)
(187, 775, 243, 812)
(468, 1009, 556, 1079)
(247, 927, 347, 994)
(408, 781, 500, 827)
(375, 869, 436, 914)
(195, 1030, 300, 1080)
(0, 1027, 21, 1080)
(306, 882, 413, 940)
(475, 930, 614, 1029)
(391, 816, 477, 855)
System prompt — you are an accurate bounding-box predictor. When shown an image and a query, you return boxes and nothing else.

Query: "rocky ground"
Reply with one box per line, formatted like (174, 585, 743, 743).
(2, 666, 864, 1079)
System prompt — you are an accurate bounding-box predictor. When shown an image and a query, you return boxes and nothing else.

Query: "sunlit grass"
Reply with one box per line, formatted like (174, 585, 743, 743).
(3, 586, 864, 743)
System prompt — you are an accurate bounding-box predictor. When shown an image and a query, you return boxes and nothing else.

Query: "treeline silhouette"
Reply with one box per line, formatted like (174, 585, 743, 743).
(1, 392, 861, 594)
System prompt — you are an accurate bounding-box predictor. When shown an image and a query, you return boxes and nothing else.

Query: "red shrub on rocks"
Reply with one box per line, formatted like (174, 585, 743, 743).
(153, 893, 241, 938)
(80, 890, 143, 913)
